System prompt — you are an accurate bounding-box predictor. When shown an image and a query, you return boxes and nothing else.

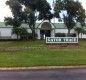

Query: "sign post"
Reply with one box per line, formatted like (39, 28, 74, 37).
(46, 37, 78, 43)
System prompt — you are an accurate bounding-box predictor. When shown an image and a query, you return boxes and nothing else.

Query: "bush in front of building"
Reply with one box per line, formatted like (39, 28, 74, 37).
(27, 33, 38, 39)
(20, 28, 28, 40)
(12, 27, 28, 40)
(55, 33, 66, 37)
(12, 27, 38, 40)
(70, 33, 76, 37)
(27, 33, 33, 39)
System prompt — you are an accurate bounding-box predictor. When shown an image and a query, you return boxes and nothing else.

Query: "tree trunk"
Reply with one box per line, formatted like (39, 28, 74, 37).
(32, 23, 36, 40)
(78, 33, 79, 40)
(67, 29, 71, 37)
(29, 24, 36, 40)
(17, 34, 18, 40)
(32, 29, 35, 40)
(81, 32, 82, 39)
(17, 34, 20, 40)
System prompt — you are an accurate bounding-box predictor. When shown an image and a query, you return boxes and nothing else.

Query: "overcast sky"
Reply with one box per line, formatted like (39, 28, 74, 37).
(0, 0, 86, 22)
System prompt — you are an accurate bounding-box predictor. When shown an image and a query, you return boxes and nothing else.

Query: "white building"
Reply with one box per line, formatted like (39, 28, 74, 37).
(0, 20, 86, 39)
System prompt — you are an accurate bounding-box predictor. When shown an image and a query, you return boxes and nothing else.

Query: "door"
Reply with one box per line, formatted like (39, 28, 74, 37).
(40, 30, 51, 39)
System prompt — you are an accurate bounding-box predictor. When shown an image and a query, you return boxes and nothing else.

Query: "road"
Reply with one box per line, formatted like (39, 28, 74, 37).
(0, 68, 86, 80)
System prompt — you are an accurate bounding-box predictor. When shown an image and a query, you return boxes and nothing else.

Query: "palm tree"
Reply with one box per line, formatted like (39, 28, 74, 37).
(74, 27, 84, 39)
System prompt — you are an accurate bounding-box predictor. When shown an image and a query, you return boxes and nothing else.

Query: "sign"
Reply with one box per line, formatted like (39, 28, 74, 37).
(46, 37, 78, 43)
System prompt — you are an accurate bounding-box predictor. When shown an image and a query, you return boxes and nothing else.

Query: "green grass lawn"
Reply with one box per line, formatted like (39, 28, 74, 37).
(0, 40, 45, 47)
(0, 40, 86, 67)
(79, 40, 86, 46)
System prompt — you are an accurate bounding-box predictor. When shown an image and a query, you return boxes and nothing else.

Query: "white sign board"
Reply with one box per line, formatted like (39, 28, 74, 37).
(46, 37, 78, 43)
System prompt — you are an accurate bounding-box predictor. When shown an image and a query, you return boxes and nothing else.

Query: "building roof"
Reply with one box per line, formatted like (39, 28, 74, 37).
(0, 22, 40, 28)
(0, 22, 12, 28)
(52, 23, 66, 29)
(0, 22, 86, 29)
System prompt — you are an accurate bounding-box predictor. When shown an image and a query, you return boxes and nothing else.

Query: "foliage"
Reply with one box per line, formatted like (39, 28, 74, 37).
(12, 27, 28, 39)
(82, 30, 86, 34)
(36, 0, 53, 21)
(70, 33, 76, 37)
(5, 0, 53, 39)
(12, 27, 38, 40)
(4, 17, 21, 27)
(18, 0, 53, 21)
(27, 33, 33, 39)
(54, 0, 86, 37)
(6, 0, 22, 17)
(74, 27, 85, 39)
(27, 33, 37, 39)
(19, 27, 28, 39)
(5, 0, 22, 29)
(55, 33, 65, 37)
(75, 27, 83, 34)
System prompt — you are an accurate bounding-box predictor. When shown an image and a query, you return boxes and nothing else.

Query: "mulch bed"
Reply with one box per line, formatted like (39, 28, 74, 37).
(46, 43, 81, 48)
(0, 43, 83, 51)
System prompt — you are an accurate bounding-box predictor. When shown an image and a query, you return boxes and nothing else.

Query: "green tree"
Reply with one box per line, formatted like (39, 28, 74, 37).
(4, 17, 21, 28)
(4, 17, 22, 39)
(4, 17, 28, 40)
(36, 0, 53, 21)
(19, 0, 53, 39)
(6, 0, 22, 17)
(5, 0, 53, 39)
(74, 27, 83, 39)
(12, 27, 28, 39)
(12, 27, 21, 39)
(54, 0, 86, 37)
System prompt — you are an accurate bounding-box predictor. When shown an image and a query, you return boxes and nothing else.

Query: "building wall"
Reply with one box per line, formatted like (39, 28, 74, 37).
(0, 28, 12, 39)
(0, 27, 86, 39)
(79, 29, 86, 38)
(55, 29, 75, 33)
(0, 28, 12, 36)
(27, 29, 32, 33)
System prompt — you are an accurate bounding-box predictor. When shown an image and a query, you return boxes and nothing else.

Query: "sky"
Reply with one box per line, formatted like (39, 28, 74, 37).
(0, 0, 86, 22)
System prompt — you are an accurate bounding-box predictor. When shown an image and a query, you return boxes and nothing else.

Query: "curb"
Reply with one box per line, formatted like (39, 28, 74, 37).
(0, 66, 86, 70)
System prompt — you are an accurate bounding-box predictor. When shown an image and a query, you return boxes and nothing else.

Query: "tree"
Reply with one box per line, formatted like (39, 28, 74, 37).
(5, 0, 53, 39)
(4, 17, 21, 28)
(54, 0, 86, 37)
(4, 17, 22, 39)
(74, 27, 83, 39)
(6, 0, 22, 17)
(12, 27, 28, 39)
(12, 27, 21, 39)
(19, 0, 53, 39)
(36, 0, 53, 21)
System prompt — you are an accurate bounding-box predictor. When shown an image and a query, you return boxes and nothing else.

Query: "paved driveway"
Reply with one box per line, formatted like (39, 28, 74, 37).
(0, 68, 86, 80)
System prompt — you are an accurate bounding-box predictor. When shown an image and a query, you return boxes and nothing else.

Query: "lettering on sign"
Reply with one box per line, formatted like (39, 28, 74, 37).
(46, 37, 78, 43)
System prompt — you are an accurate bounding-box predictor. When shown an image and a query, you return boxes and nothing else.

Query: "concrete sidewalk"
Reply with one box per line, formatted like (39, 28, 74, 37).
(0, 65, 86, 70)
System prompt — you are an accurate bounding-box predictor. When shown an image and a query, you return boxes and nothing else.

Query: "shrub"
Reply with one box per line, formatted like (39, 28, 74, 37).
(27, 33, 33, 39)
(70, 33, 76, 37)
(12, 27, 28, 40)
(55, 33, 65, 37)
(27, 33, 38, 39)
